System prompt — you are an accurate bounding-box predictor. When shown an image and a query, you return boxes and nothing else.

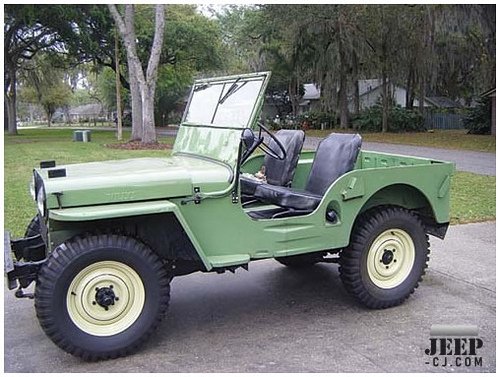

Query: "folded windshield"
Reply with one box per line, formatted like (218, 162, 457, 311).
(183, 73, 268, 128)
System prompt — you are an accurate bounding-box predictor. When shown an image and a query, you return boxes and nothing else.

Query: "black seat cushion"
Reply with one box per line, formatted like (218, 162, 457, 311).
(254, 184, 322, 211)
(240, 129, 305, 195)
(239, 175, 263, 197)
(254, 133, 362, 211)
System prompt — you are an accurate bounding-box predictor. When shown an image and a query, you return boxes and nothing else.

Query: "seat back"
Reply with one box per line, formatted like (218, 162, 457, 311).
(305, 133, 362, 196)
(264, 129, 305, 187)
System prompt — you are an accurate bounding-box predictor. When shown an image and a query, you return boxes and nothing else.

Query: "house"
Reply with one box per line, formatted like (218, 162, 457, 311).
(296, 79, 444, 114)
(67, 103, 108, 122)
(352, 79, 435, 111)
(298, 83, 321, 113)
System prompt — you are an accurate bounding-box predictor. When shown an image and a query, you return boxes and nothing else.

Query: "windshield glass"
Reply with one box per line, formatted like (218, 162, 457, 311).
(183, 74, 268, 128)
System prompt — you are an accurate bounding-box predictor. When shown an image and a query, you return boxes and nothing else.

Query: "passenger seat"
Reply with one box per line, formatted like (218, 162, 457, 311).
(253, 133, 362, 212)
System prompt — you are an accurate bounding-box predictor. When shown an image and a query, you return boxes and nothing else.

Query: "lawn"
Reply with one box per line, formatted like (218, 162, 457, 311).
(306, 129, 496, 153)
(4, 128, 495, 236)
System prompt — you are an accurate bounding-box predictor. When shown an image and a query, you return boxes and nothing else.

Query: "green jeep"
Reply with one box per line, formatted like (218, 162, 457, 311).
(5, 72, 454, 361)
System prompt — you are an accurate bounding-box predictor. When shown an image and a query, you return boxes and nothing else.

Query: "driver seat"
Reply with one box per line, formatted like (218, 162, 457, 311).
(240, 129, 305, 196)
(253, 133, 362, 212)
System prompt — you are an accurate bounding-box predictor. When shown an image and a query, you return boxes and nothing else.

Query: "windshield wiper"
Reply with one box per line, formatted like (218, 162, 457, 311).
(218, 78, 248, 105)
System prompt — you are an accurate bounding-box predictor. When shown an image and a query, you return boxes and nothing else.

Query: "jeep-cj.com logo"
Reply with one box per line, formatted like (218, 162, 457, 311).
(425, 325, 483, 368)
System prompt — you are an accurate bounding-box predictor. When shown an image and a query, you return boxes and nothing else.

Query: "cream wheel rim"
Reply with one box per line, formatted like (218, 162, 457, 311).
(366, 228, 415, 289)
(66, 261, 145, 337)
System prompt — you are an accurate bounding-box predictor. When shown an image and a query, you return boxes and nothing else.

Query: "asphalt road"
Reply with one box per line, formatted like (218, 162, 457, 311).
(4, 222, 495, 373)
(303, 137, 496, 176)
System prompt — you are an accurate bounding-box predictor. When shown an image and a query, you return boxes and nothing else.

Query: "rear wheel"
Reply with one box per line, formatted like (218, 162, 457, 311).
(339, 206, 429, 309)
(35, 234, 171, 360)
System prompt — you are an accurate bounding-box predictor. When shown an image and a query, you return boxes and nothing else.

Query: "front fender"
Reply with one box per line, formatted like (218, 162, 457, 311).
(48, 200, 212, 270)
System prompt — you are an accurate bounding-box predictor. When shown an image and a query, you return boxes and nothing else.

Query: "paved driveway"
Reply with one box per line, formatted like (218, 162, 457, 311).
(303, 137, 496, 176)
(4, 222, 495, 372)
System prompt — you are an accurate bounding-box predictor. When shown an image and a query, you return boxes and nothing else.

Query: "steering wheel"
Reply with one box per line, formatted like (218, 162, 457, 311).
(255, 122, 287, 160)
(240, 123, 287, 163)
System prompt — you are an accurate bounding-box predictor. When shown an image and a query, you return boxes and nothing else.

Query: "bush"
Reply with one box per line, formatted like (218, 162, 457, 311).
(352, 105, 425, 132)
(297, 111, 337, 129)
(463, 97, 491, 135)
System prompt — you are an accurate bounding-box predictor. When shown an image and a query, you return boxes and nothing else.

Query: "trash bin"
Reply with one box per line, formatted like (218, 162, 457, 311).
(73, 130, 91, 142)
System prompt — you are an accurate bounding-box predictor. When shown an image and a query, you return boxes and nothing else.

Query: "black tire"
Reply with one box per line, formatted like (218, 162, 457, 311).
(24, 214, 41, 237)
(339, 206, 429, 309)
(35, 234, 171, 361)
(275, 253, 323, 268)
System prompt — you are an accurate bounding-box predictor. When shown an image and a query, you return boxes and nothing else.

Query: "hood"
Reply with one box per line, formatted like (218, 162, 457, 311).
(39, 155, 232, 209)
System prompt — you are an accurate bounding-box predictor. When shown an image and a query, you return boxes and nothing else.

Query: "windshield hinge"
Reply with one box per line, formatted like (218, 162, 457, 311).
(181, 187, 202, 205)
(231, 191, 239, 204)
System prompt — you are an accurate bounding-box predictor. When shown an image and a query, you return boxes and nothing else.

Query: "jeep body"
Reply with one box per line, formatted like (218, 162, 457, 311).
(5, 71, 454, 360)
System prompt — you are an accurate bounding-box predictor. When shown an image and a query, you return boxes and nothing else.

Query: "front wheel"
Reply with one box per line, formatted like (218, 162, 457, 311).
(24, 214, 41, 237)
(339, 206, 430, 309)
(35, 234, 171, 360)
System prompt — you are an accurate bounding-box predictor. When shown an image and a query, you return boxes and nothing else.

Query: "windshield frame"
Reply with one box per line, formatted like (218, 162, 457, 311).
(181, 72, 271, 129)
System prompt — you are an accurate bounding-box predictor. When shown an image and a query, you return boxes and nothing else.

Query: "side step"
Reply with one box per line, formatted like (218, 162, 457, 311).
(207, 255, 250, 273)
(207, 254, 250, 268)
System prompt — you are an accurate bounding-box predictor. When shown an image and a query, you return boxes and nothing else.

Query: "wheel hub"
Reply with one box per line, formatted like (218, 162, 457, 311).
(381, 249, 394, 265)
(95, 286, 118, 310)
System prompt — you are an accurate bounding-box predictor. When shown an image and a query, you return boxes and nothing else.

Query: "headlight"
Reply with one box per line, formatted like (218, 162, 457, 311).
(37, 184, 46, 217)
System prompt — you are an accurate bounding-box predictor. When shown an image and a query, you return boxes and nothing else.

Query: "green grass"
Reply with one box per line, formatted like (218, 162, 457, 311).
(306, 129, 496, 153)
(450, 172, 496, 225)
(3, 129, 495, 236)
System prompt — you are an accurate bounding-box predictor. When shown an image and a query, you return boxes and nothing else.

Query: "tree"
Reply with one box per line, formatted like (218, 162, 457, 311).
(4, 5, 59, 134)
(109, 4, 165, 143)
(20, 54, 72, 126)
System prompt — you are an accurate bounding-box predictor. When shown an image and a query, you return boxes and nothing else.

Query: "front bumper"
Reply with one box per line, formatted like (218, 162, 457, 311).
(4, 231, 47, 290)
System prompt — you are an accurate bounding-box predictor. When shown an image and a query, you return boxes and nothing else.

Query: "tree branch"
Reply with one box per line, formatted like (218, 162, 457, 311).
(146, 5, 165, 83)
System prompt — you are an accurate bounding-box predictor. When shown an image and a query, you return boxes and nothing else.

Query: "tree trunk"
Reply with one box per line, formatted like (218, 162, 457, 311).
(6, 64, 18, 135)
(289, 79, 298, 117)
(109, 4, 165, 144)
(338, 50, 349, 129)
(142, 86, 156, 143)
(115, 29, 123, 141)
(352, 52, 360, 116)
(418, 74, 425, 114)
(381, 70, 389, 133)
(129, 68, 143, 141)
(338, 78, 349, 129)
(405, 68, 415, 109)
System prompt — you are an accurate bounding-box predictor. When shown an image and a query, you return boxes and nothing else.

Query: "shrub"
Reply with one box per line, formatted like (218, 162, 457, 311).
(352, 105, 425, 132)
(297, 111, 337, 129)
(463, 97, 491, 135)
